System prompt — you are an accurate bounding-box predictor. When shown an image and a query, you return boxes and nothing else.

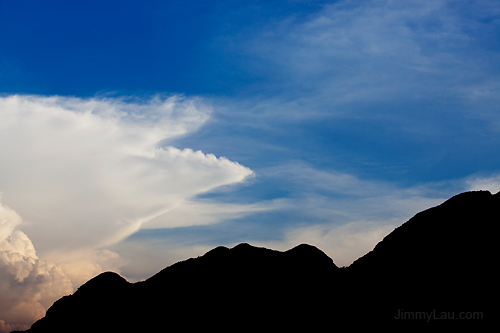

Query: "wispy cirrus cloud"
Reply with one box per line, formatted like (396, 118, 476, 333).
(214, 0, 500, 138)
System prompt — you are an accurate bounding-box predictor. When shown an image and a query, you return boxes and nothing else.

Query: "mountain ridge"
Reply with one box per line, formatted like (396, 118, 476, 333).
(16, 190, 496, 332)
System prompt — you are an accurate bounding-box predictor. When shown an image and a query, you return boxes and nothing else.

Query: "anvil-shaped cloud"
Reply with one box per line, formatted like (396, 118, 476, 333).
(0, 94, 254, 327)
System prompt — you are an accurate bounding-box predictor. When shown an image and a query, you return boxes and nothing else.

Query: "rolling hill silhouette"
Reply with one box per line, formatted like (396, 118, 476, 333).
(16, 190, 495, 332)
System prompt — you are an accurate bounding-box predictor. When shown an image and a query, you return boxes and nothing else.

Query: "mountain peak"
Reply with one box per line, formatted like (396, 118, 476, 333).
(203, 245, 229, 257)
(75, 271, 128, 295)
(349, 189, 497, 271)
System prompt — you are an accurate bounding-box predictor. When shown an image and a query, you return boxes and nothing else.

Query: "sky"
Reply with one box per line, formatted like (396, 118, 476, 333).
(1, 0, 500, 330)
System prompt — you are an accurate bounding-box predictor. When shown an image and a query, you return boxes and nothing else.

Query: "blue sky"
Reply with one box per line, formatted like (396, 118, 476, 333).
(1, 0, 500, 330)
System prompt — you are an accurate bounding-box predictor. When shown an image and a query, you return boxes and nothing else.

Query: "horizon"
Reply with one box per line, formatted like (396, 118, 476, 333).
(1, 1, 499, 331)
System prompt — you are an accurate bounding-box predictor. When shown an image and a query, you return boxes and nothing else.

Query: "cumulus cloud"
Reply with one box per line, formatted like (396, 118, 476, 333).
(0, 200, 73, 333)
(0, 93, 255, 324)
(0, 94, 253, 256)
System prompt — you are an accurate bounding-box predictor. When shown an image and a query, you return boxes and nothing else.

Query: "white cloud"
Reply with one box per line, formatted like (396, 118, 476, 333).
(0, 200, 73, 332)
(0, 94, 253, 256)
(0, 93, 256, 292)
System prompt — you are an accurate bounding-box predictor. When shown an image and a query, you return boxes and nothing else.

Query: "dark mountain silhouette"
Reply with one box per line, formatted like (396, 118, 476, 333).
(16, 190, 496, 332)
(346, 190, 496, 324)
